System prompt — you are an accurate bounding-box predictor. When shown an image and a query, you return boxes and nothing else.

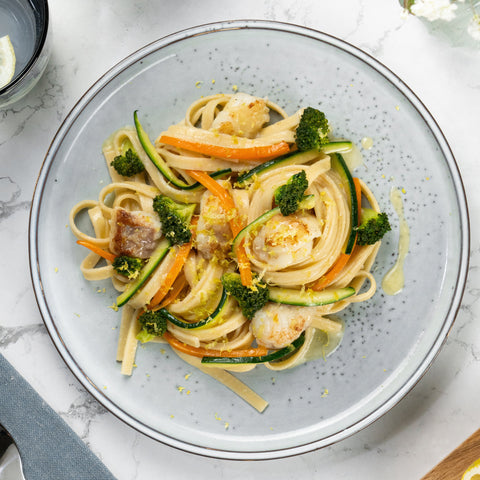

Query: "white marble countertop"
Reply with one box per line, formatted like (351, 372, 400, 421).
(2, 0, 480, 478)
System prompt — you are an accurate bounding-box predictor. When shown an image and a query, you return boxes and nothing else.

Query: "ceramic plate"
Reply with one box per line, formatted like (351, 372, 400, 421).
(29, 20, 469, 459)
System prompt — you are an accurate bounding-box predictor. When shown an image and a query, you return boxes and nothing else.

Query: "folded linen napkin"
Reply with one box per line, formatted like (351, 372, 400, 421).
(0, 354, 116, 480)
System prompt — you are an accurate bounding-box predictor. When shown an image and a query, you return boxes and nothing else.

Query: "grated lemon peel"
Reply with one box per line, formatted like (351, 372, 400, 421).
(0, 35, 16, 89)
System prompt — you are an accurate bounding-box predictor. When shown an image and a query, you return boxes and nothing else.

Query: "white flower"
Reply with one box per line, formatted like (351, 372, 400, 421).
(410, 0, 459, 21)
(467, 13, 480, 40)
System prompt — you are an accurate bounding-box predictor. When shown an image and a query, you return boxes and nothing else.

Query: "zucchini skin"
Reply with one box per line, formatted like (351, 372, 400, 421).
(330, 153, 358, 254)
(157, 288, 228, 329)
(320, 141, 353, 154)
(235, 142, 352, 187)
(116, 238, 171, 307)
(200, 332, 306, 365)
(231, 195, 315, 256)
(236, 150, 318, 186)
(268, 286, 355, 306)
(134, 111, 231, 190)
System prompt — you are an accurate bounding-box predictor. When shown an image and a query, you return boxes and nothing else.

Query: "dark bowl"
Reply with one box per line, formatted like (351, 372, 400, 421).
(0, 0, 50, 108)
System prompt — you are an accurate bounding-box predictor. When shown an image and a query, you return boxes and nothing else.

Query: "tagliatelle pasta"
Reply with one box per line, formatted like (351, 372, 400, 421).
(69, 92, 387, 412)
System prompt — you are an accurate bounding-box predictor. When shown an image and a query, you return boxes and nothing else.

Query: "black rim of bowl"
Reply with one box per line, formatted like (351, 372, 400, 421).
(0, 0, 49, 95)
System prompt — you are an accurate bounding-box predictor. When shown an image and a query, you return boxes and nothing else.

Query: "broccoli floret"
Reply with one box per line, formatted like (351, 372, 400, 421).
(110, 148, 145, 177)
(274, 170, 309, 216)
(355, 209, 391, 245)
(112, 255, 143, 279)
(295, 107, 330, 152)
(221, 272, 269, 320)
(136, 310, 168, 343)
(152, 195, 196, 245)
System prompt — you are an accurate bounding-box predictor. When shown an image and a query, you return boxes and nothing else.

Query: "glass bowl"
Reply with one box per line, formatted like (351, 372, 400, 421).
(29, 20, 469, 459)
(0, 0, 50, 108)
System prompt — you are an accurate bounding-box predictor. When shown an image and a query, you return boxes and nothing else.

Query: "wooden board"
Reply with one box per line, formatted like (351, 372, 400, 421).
(421, 428, 480, 479)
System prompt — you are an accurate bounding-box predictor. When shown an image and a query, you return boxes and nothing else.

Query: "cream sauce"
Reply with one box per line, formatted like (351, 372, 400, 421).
(361, 136, 374, 150)
(341, 142, 364, 171)
(303, 317, 345, 362)
(382, 187, 410, 295)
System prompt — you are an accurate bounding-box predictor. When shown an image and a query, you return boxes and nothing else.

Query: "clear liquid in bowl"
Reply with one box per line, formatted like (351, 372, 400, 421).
(0, 0, 37, 83)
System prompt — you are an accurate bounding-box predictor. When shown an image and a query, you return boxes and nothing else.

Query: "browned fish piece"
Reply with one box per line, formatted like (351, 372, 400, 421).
(210, 93, 270, 139)
(109, 207, 162, 259)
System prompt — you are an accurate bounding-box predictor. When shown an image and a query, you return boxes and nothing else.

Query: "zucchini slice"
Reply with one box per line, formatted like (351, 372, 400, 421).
(330, 153, 358, 254)
(134, 111, 231, 190)
(268, 286, 355, 306)
(116, 238, 171, 307)
(236, 142, 352, 187)
(157, 288, 228, 330)
(201, 333, 306, 365)
(231, 195, 315, 256)
(321, 141, 353, 154)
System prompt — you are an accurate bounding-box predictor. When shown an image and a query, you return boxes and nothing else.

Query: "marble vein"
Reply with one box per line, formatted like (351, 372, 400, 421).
(0, 323, 46, 348)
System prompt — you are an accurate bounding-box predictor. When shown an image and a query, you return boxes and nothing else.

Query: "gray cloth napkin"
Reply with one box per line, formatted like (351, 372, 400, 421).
(0, 354, 116, 480)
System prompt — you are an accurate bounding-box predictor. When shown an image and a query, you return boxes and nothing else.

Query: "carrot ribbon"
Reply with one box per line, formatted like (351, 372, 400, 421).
(159, 135, 290, 161)
(148, 242, 192, 308)
(163, 331, 268, 358)
(185, 169, 252, 286)
(76, 240, 116, 262)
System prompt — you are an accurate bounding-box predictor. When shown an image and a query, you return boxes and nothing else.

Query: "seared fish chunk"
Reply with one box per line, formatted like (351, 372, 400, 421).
(252, 212, 322, 269)
(250, 303, 312, 349)
(109, 207, 162, 259)
(210, 93, 270, 139)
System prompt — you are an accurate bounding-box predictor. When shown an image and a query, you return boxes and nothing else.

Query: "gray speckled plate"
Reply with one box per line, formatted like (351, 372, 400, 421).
(29, 21, 469, 459)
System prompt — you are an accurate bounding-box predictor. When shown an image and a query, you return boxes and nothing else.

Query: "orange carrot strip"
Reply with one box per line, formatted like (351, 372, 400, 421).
(163, 331, 268, 358)
(312, 177, 363, 291)
(76, 240, 116, 262)
(236, 243, 253, 286)
(186, 169, 236, 212)
(159, 135, 290, 161)
(158, 274, 187, 309)
(148, 241, 193, 309)
(312, 252, 352, 291)
(148, 217, 197, 309)
(185, 170, 253, 286)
